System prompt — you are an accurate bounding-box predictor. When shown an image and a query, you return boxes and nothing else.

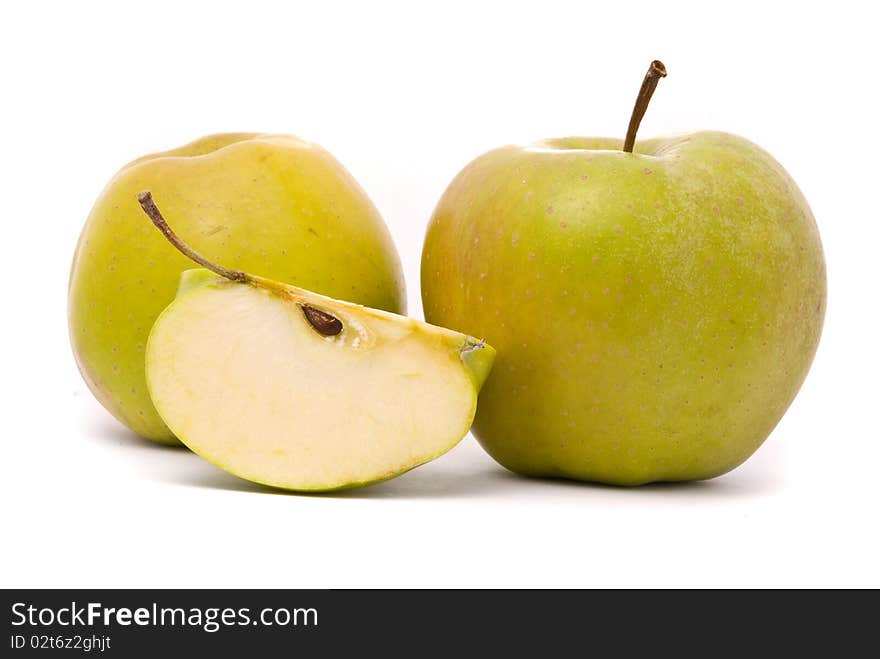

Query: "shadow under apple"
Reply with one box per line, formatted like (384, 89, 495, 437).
(84, 409, 783, 500)
(149, 440, 784, 500)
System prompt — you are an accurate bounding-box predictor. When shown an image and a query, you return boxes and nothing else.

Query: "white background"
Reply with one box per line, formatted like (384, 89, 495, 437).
(2, 1, 877, 588)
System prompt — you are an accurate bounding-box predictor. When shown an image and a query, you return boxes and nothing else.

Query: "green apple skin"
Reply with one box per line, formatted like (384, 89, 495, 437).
(421, 132, 826, 485)
(70, 133, 406, 444)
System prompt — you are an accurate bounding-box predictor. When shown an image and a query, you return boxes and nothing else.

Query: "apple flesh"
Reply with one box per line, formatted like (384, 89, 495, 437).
(421, 131, 826, 485)
(69, 133, 405, 443)
(137, 193, 494, 491)
(147, 269, 494, 491)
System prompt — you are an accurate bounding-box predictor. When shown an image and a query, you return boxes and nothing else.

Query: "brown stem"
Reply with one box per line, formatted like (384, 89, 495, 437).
(137, 191, 345, 337)
(137, 191, 248, 283)
(623, 60, 667, 153)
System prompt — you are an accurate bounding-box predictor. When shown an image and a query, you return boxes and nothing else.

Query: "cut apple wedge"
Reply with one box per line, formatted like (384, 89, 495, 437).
(138, 191, 495, 492)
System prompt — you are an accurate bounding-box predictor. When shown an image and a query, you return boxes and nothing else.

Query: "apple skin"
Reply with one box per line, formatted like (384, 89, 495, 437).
(421, 132, 826, 485)
(70, 133, 406, 444)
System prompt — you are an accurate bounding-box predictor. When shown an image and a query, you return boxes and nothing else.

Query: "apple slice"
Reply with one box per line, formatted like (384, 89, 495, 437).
(138, 192, 495, 491)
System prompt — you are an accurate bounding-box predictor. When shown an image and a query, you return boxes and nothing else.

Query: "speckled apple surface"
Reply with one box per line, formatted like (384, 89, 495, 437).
(69, 134, 406, 443)
(422, 132, 826, 484)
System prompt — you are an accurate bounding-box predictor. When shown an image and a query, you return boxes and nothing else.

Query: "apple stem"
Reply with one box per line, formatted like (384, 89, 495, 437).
(137, 191, 346, 337)
(623, 60, 667, 153)
(137, 191, 249, 284)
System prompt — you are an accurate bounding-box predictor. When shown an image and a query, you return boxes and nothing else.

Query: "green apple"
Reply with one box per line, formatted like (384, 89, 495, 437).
(421, 61, 826, 485)
(139, 193, 494, 491)
(69, 133, 405, 444)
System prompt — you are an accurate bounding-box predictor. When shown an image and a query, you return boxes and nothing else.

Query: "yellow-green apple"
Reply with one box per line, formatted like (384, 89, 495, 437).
(421, 62, 826, 485)
(70, 133, 405, 444)
(139, 193, 495, 490)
